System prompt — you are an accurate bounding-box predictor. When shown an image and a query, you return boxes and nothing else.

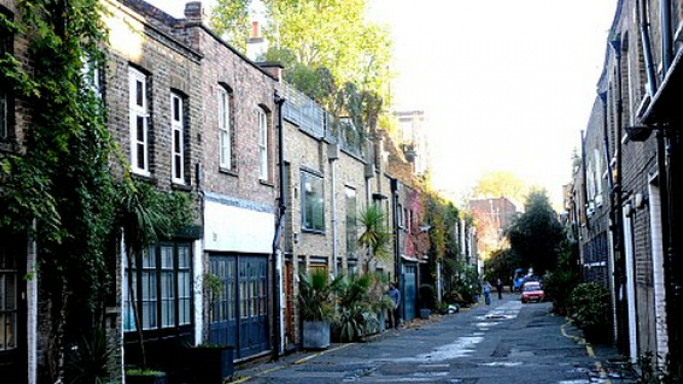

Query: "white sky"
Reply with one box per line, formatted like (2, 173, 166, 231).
(144, 0, 617, 208)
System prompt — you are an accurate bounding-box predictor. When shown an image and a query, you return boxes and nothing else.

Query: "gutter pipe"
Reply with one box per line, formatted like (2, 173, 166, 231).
(639, 0, 658, 97)
(271, 91, 286, 361)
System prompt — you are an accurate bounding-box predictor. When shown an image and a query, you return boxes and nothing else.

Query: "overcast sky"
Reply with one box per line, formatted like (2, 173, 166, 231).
(145, 0, 617, 208)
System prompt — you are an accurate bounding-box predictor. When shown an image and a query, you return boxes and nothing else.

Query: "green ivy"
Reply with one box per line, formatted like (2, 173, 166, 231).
(0, 0, 194, 380)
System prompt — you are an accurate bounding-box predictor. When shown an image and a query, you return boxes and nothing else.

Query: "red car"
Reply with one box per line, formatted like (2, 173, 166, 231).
(521, 281, 545, 303)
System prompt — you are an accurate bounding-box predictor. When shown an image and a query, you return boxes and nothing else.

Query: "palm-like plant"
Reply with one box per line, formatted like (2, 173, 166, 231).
(357, 204, 392, 271)
(299, 269, 342, 322)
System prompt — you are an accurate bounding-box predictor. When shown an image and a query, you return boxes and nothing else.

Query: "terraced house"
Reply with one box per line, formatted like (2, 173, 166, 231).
(569, 0, 683, 368)
(0, 0, 474, 382)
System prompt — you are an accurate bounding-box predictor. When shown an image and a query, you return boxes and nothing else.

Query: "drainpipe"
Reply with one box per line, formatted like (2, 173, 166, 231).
(661, 0, 673, 73)
(329, 146, 339, 278)
(639, 0, 658, 97)
(609, 36, 629, 355)
(580, 130, 590, 231)
(390, 178, 401, 317)
(271, 91, 286, 361)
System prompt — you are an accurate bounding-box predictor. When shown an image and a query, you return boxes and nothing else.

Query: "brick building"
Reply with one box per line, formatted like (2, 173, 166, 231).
(569, 0, 683, 367)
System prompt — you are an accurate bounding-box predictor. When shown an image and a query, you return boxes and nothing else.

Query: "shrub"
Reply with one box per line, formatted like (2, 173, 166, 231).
(568, 282, 611, 330)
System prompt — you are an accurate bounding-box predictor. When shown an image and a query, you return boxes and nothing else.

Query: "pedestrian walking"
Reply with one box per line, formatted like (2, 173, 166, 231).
(496, 278, 504, 299)
(483, 281, 491, 305)
(387, 282, 401, 328)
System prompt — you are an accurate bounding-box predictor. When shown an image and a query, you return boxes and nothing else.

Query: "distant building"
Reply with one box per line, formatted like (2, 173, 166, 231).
(393, 110, 430, 177)
(468, 197, 517, 259)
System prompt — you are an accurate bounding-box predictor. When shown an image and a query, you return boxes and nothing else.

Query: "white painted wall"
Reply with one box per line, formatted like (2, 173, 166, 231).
(622, 209, 638, 363)
(204, 197, 275, 253)
(648, 182, 669, 363)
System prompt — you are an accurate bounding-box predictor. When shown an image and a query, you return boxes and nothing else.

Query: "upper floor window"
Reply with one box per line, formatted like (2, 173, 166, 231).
(171, 92, 185, 184)
(218, 87, 232, 170)
(129, 67, 149, 175)
(258, 108, 268, 181)
(345, 186, 357, 256)
(301, 170, 325, 232)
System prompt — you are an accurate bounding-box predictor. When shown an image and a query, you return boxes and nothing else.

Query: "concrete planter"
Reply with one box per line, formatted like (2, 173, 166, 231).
(303, 321, 330, 350)
(419, 308, 431, 319)
(188, 345, 234, 384)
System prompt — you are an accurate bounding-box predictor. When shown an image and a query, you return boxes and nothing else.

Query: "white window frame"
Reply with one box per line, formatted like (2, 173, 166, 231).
(171, 92, 185, 184)
(258, 108, 268, 180)
(129, 67, 150, 176)
(219, 87, 232, 169)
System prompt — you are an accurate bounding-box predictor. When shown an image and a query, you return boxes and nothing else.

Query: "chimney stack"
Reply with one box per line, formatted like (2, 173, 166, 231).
(184, 2, 207, 25)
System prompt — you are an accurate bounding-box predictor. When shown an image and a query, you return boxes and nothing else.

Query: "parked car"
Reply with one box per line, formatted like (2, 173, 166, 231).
(520, 281, 545, 303)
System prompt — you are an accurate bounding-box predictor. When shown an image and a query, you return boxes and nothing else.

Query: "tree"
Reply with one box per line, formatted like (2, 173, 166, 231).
(507, 189, 564, 275)
(209, 0, 251, 52)
(472, 170, 528, 205)
(211, 0, 393, 108)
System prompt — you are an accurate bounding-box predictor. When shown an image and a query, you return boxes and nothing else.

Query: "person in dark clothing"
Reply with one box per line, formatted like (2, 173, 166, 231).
(387, 282, 401, 328)
(496, 278, 504, 299)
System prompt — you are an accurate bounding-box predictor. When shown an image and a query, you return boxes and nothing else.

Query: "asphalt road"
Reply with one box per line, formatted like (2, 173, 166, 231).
(230, 294, 635, 384)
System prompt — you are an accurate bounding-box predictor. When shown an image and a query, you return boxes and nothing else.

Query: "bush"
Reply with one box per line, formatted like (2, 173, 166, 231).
(568, 282, 611, 342)
(419, 284, 436, 310)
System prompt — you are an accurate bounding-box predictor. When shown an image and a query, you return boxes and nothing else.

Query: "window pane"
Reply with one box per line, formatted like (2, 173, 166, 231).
(173, 96, 180, 122)
(174, 130, 181, 153)
(136, 80, 143, 107)
(178, 246, 190, 268)
(161, 246, 173, 269)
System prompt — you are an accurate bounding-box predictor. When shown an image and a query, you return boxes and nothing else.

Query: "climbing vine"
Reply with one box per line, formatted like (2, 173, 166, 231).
(0, 0, 194, 381)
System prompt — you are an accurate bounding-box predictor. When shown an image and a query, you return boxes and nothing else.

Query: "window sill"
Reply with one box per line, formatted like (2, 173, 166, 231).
(132, 173, 158, 185)
(171, 182, 192, 192)
(302, 228, 326, 235)
(259, 179, 275, 188)
(219, 167, 238, 177)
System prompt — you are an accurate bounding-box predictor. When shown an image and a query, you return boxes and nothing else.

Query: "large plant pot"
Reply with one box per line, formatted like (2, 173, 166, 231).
(188, 345, 234, 384)
(419, 308, 431, 319)
(126, 371, 168, 384)
(303, 320, 330, 350)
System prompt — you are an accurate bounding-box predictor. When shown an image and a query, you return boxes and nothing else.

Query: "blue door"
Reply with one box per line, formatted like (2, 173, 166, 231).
(402, 263, 417, 321)
(209, 255, 269, 359)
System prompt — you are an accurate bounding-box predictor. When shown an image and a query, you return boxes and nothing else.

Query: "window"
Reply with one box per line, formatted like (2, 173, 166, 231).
(258, 108, 268, 180)
(345, 186, 357, 257)
(129, 67, 149, 175)
(1, 12, 11, 141)
(124, 242, 192, 333)
(0, 241, 18, 352)
(171, 93, 185, 184)
(301, 171, 325, 232)
(219, 87, 232, 170)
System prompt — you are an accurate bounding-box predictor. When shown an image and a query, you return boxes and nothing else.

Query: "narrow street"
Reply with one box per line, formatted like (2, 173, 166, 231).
(232, 294, 634, 384)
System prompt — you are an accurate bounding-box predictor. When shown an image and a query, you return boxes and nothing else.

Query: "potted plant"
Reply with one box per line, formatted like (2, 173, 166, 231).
(299, 269, 341, 349)
(184, 273, 234, 384)
(125, 368, 168, 384)
(186, 343, 234, 384)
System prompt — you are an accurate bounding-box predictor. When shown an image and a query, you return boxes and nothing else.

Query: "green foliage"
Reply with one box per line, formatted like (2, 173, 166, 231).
(483, 248, 520, 285)
(472, 170, 528, 204)
(357, 204, 392, 268)
(543, 239, 580, 314)
(261, 0, 393, 99)
(568, 282, 610, 330)
(507, 189, 564, 274)
(65, 328, 114, 384)
(299, 269, 342, 322)
(445, 262, 480, 306)
(333, 272, 391, 342)
(209, 0, 250, 52)
(629, 352, 683, 384)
